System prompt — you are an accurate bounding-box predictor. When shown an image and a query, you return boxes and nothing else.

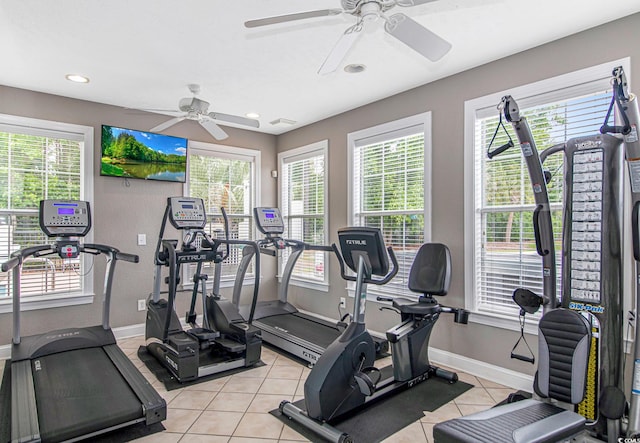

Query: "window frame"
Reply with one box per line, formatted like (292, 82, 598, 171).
(347, 112, 432, 299)
(184, 140, 261, 287)
(0, 113, 95, 314)
(277, 140, 329, 292)
(464, 58, 631, 333)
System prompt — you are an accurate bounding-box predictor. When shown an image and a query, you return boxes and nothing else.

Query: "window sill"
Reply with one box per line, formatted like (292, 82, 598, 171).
(0, 292, 95, 314)
(284, 277, 329, 293)
(468, 310, 539, 335)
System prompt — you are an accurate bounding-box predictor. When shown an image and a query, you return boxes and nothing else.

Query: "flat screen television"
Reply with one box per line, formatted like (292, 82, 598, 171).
(101, 125, 188, 183)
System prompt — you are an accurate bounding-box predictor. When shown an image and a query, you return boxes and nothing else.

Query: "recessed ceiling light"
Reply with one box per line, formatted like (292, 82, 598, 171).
(65, 74, 90, 83)
(344, 64, 366, 74)
(246, 112, 260, 119)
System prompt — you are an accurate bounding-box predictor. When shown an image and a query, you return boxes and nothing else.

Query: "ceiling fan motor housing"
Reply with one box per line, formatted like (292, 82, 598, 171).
(179, 97, 210, 114)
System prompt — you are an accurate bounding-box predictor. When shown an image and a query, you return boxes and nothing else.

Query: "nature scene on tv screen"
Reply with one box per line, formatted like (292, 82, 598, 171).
(101, 125, 187, 182)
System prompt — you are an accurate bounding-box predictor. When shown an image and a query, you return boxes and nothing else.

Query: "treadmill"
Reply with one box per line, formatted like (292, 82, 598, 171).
(1, 200, 166, 442)
(236, 207, 388, 366)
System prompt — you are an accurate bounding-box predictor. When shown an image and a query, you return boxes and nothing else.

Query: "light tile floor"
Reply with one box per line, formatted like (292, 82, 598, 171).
(4, 336, 510, 443)
(117, 335, 510, 442)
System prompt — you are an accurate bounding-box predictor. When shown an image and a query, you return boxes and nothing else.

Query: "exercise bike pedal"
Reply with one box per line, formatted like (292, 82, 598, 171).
(353, 367, 381, 396)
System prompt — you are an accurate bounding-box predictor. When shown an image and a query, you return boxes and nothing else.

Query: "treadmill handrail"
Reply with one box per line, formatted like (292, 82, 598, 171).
(5, 241, 139, 344)
(2, 244, 54, 271)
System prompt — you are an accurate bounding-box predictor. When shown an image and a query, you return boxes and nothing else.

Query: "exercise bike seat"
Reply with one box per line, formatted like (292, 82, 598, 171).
(393, 296, 440, 315)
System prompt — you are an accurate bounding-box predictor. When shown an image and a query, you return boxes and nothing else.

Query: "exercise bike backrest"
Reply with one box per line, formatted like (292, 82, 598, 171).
(408, 242, 451, 297)
(334, 227, 398, 284)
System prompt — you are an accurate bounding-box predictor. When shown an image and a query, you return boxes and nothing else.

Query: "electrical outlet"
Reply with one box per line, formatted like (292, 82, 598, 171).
(137, 299, 146, 311)
(340, 297, 346, 309)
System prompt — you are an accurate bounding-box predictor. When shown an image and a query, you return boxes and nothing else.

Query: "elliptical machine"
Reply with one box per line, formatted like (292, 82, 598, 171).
(144, 197, 262, 382)
(280, 227, 469, 442)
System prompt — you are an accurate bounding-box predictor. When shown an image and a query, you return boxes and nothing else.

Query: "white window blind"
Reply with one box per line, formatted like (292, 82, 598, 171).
(352, 122, 427, 297)
(280, 142, 327, 284)
(471, 77, 615, 319)
(188, 145, 257, 281)
(0, 127, 87, 301)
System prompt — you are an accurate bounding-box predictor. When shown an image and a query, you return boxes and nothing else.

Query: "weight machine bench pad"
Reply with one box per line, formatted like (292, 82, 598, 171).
(432, 398, 585, 443)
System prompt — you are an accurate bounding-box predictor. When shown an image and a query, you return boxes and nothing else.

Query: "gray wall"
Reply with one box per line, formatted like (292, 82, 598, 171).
(276, 12, 640, 375)
(0, 86, 278, 342)
(1, 13, 639, 376)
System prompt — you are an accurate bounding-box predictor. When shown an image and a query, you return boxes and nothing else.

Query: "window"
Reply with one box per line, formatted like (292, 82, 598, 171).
(348, 113, 431, 297)
(0, 114, 94, 312)
(464, 59, 630, 331)
(278, 140, 328, 289)
(186, 141, 259, 283)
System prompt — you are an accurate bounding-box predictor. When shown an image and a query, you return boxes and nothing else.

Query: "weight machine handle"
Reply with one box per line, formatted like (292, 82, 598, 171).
(487, 141, 514, 159)
(510, 353, 535, 364)
(533, 205, 549, 256)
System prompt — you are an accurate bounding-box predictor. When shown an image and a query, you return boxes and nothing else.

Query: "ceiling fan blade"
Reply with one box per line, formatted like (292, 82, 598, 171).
(209, 112, 260, 128)
(384, 13, 451, 62)
(318, 25, 363, 75)
(200, 119, 229, 140)
(150, 116, 186, 133)
(396, 0, 439, 6)
(245, 9, 343, 28)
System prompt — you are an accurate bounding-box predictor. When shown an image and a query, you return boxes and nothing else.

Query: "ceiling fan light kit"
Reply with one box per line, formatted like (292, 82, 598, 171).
(147, 84, 260, 141)
(246, 0, 451, 74)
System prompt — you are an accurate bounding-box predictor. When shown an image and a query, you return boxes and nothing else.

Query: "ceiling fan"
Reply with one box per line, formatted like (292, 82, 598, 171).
(245, 0, 452, 75)
(148, 84, 260, 141)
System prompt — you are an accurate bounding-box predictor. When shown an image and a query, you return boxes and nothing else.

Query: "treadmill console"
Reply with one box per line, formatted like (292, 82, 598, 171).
(168, 197, 207, 230)
(254, 207, 285, 235)
(39, 200, 91, 238)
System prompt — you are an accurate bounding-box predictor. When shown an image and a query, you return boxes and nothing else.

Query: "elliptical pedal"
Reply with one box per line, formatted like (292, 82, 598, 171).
(215, 337, 246, 353)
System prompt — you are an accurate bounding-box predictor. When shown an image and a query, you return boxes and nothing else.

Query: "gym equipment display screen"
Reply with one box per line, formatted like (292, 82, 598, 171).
(100, 125, 188, 183)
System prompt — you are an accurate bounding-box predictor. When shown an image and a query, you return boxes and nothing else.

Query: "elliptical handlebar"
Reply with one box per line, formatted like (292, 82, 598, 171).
(333, 243, 399, 285)
(220, 206, 231, 261)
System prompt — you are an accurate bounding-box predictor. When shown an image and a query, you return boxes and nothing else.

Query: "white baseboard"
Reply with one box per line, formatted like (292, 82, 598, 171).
(429, 347, 533, 392)
(112, 323, 145, 340)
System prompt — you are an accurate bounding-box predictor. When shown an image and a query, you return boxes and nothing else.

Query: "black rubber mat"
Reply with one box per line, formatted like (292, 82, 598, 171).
(138, 345, 265, 391)
(271, 376, 473, 443)
(0, 359, 165, 443)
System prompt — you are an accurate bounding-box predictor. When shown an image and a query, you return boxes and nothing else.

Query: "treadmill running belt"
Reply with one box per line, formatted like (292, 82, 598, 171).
(32, 347, 143, 442)
(261, 313, 340, 349)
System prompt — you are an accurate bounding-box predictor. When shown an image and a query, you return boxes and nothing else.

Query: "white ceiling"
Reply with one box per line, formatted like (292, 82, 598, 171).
(1, 0, 639, 136)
